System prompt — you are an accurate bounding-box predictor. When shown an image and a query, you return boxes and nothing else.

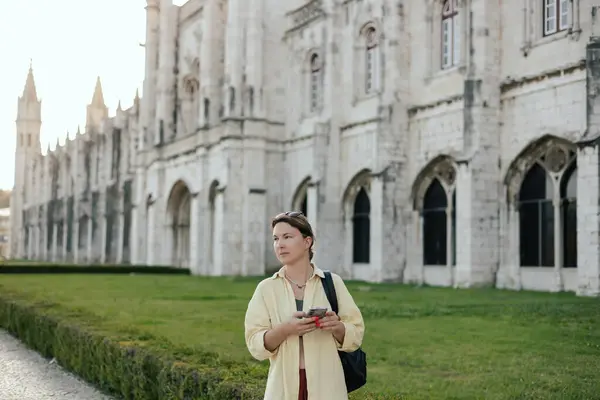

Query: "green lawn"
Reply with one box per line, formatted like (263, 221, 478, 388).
(0, 274, 599, 399)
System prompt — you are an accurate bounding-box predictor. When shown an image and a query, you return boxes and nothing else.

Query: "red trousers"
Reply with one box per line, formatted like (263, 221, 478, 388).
(298, 369, 308, 400)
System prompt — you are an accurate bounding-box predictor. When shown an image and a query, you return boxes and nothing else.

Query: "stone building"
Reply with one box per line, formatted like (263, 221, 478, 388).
(11, 68, 138, 265)
(11, 0, 600, 296)
(0, 208, 10, 259)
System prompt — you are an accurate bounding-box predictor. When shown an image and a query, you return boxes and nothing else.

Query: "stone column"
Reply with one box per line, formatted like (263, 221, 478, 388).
(51, 224, 57, 262)
(16, 226, 24, 259)
(224, 0, 245, 117)
(453, 0, 502, 288)
(129, 204, 140, 264)
(372, 165, 409, 283)
(573, 34, 600, 296)
(409, 210, 424, 285)
(212, 188, 225, 275)
(73, 217, 79, 263)
(199, 0, 218, 127)
(130, 168, 146, 265)
(454, 159, 499, 288)
(575, 144, 600, 296)
(29, 226, 34, 259)
(244, 0, 264, 117)
(141, 0, 159, 148)
(507, 205, 522, 290)
(42, 223, 48, 261)
(202, 199, 212, 275)
(155, 0, 177, 144)
(242, 189, 267, 276)
(164, 216, 174, 266)
(368, 177, 383, 282)
(26, 226, 31, 259)
(146, 203, 156, 265)
(87, 218, 93, 264)
(306, 183, 319, 234)
(552, 188, 564, 292)
(34, 225, 39, 260)
(189, 193, 201, 274)
(116, 211, 124, 264)
(100, 213, 107, 264)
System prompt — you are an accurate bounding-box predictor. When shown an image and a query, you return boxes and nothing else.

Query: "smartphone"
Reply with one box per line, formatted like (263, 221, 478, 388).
(306, 307, 327, 318)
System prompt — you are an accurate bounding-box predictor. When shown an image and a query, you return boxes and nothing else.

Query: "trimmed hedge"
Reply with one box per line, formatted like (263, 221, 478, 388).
(0, 297, 265, 399)
(0, 263, 191, 275)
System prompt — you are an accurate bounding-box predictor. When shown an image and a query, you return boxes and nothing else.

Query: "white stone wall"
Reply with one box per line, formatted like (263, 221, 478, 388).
(500, 76, 586, 168)
(409, 103, 464, 171)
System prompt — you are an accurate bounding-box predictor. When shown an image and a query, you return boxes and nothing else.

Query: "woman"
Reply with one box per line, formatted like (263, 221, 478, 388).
(244, 211, 365, 400)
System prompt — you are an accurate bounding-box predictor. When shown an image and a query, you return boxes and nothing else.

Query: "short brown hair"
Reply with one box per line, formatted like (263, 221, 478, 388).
(271, 211, 315, 260)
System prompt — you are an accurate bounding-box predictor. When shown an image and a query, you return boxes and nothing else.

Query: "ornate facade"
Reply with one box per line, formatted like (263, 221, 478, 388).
(11, 0, 600, 296)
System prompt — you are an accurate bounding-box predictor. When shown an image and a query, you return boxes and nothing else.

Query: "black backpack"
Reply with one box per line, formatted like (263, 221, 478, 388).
(321, 271, 367, 393)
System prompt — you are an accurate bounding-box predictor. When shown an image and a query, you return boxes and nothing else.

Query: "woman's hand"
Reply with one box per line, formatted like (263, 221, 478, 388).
(316, 311, 346, 343)
(264, 311, 317, 351)
(285, 311, 318, 337)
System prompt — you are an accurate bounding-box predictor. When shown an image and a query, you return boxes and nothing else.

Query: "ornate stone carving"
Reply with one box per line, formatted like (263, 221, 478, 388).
(412, 157, 457, 211)
(505, 138, 576, 203)
(542, 146, 568, 173)
(287, 0, 325, 32)
(434, 160, 456, 186)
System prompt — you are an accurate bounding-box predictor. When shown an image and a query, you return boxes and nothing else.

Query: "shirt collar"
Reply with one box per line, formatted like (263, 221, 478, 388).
(271, 263, 325, 280)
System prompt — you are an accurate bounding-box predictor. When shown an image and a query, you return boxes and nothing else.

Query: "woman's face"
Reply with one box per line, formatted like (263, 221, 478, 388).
(272, 221, 311, 265)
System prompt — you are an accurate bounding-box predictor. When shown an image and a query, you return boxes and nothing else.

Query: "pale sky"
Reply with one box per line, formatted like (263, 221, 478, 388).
(0, 1, 188, 191)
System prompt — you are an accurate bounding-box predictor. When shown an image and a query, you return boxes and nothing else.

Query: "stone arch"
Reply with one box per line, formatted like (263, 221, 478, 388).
(167, 180, 192, 267)
(504, 135, 576, 203)
(343, 169, 372, 264)
(411, 155, 457, 211)
(291, 176, 311, 216)
(303, 48, 324, 71)
(505, 135, 577, 270)
(342, 169, 372, 210)
(411, 155, 457, 266)
(356, 20, 383, 41)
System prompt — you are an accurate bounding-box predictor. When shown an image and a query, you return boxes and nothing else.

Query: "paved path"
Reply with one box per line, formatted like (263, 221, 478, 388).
(0, 329, 113, 400)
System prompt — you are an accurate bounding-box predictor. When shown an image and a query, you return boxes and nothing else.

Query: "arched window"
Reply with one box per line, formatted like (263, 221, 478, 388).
(422, 179, 455, 265)
(352, 187, 370, 263)
(291, 178, 310, 219)
(364, 26, 379, 94)
(441, 0, 460, 69)
(507, 140, 578, 271)
(167, 181, 192, 268)
(560, 162, 577, 268)
(174, 193, 191, 267)
(309, 53, 321, 112)
(413, 157, 457, 267)
(518, 163, 554, 267)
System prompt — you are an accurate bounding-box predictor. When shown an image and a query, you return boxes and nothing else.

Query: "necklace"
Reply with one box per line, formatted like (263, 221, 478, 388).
(285, 275, 307, 289)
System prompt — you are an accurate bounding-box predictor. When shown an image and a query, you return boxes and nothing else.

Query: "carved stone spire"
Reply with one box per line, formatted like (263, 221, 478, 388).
(91, 76, 105, 106)
(21, 59, 38, 102)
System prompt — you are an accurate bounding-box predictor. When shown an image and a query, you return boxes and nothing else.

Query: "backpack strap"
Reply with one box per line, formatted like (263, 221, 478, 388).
(321, 270, 339, 315)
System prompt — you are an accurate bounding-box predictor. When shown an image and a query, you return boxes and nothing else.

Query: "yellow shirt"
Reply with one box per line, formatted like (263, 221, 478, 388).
(244, 265, 365, 400)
